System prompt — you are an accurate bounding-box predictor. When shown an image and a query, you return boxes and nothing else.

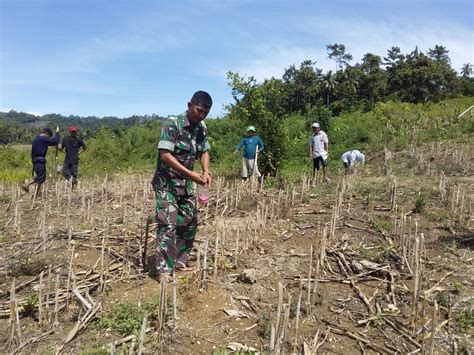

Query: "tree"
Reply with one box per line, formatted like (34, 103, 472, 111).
(226, 71, 287, 174)
(340, 67, 361, 110)
(383, 46, 404, 67)
(359, 53, 387, 109)
(406, 46, 421, 62)
(282, 60, 321, 113)
(428, 45, 450, 64)
(460, 63, 473, 78)
(326, 43, 353, 71)
(321, 71, 337, 107)
(342, 68, 359, 96)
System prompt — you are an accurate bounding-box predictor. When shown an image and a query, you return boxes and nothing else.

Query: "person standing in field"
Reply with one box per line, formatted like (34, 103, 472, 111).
(59, 125, 87, 190)
(309, 122, 329, 185)
(22, 127, 60, 196)
(341, 149, 365, 174)
(151, 91, 212, 283)
(233, 126, 265, 182)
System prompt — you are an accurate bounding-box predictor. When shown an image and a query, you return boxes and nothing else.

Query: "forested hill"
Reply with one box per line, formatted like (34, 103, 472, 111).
(1, 44, 473, 146)
(0, 111, 166, 144)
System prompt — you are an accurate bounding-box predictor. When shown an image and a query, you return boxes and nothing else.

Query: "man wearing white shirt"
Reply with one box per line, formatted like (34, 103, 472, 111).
(341, 150, 365, 174)
(309, 122, 329, 185)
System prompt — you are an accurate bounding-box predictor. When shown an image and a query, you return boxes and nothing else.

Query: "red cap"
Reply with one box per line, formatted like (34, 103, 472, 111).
(68, 125, 78, 133)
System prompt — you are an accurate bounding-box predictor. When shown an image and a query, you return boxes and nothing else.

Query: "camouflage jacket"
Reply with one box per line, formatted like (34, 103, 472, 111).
(152, 114, 210, 196)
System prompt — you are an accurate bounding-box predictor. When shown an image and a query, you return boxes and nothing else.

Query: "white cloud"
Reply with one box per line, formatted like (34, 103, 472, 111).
(229, 16, 473, 81)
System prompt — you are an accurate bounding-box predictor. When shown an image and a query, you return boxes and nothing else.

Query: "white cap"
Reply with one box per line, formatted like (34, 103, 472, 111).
(312, 122, 320, 128)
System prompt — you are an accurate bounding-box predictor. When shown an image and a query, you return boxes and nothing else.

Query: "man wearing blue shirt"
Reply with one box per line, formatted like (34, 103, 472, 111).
(22, 127, 60, 196)
(233, 126, 265, 182)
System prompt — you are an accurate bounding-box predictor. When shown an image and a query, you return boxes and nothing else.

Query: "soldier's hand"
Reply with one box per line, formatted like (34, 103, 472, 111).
(203, 171, 212, 186)
(189, 171, 206, 185)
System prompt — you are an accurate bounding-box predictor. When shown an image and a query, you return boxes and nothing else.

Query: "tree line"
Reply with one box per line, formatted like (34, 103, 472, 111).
(1, 43, 472, 179)
(0, 111, 166, 145)
(226, 43, 473, 173)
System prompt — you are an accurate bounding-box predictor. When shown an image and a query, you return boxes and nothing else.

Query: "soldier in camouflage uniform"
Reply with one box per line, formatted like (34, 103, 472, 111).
(152, 91, 212, 282)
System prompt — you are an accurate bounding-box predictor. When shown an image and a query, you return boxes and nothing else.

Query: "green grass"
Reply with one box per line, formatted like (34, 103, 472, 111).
(435, 291, 450, 308)
(212, 351, 257, 355)
(360, 244, 393, 263)
(95, 298, 166, 337)
(372, 217, 393, 233)
(457, 308, 474, 332)
(413, 194, 427, 213)
(79, 345, 108, 355)
(0, 234, 7, 244)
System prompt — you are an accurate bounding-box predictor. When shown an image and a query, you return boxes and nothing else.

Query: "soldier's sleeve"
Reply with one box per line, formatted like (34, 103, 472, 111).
(157, 119, 178, 151)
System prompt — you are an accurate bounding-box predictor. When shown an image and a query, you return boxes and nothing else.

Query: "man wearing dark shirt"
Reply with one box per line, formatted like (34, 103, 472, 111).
(60, 125, 86, 189)
(22, 127, 60, 196)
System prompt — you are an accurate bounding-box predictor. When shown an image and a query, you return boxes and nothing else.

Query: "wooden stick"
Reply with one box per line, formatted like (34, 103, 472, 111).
(429, 300, 438, 355)
(72, 288, 92, 310)
(45, 265, 52, 323)
(56, 304, 101, 354)
(306, 245, 313, 314)
(213, 235, 219, 276)
(137, 314, 148, 355)
(53, 272, 61, 328)
(310, 255, 321, 307)
(275, 282, 283, 343)
(142, 216, 151, 269)
(201, 240, 209, 290)
(66, 244, 75, 309)
(269, 324, 275, 352)
(410, 236, 421, 333)
(7, 279, 20, 348)
(38, 271, 44, 325)
(11, 329, 55, 355)
(293, 284, 303, 352)
(172, 273, 177, 325)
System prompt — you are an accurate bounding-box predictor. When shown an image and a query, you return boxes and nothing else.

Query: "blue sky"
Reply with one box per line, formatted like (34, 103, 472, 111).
(1, 0, 473, 118)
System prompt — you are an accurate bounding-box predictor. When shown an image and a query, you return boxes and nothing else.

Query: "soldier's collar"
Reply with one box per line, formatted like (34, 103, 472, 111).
(184, 114, 201, 130)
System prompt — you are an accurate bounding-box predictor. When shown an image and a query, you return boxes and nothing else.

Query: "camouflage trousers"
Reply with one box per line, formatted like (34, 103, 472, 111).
(155, 190, 197, 275)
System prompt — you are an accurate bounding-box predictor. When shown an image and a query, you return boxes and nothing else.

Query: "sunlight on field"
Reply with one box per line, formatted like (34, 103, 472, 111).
(9, 144, 30, 151)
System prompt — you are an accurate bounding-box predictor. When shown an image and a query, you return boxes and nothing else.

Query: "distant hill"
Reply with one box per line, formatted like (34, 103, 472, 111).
(0, 110, 167, 144)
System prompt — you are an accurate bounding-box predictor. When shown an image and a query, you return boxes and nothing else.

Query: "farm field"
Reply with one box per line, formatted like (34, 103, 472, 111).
(0, 148, 472, 354)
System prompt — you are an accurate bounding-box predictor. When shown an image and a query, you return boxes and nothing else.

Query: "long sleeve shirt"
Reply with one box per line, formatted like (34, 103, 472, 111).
(31, 134, 60, 161)
(236, 135, 265, 159)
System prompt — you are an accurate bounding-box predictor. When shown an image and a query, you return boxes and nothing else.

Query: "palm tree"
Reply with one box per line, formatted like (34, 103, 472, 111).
(460, 63, 472, 78)
(321, 71, 337, 107)
(343, 74, 358, 95)
(342, 69, 359, 105)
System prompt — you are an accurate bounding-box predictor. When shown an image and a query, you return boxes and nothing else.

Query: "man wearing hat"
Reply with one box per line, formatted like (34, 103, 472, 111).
(59, 125, 87, 189)
(309, 122, 329, 185)
(234, 126, 265, 182)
